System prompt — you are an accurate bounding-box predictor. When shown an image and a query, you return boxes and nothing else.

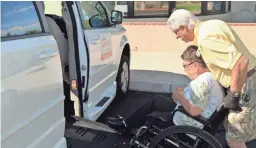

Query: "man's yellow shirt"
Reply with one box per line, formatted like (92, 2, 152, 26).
(193, 19, 256, 88)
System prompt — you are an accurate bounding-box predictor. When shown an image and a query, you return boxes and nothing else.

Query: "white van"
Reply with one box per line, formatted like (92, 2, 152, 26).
(1, 1, 131, 147)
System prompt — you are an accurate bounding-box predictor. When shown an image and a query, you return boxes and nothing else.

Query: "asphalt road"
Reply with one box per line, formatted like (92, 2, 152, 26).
(97, 90, 170, 123)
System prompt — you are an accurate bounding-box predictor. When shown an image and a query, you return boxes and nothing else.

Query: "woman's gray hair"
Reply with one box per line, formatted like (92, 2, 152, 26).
(167, 9, 200, 30)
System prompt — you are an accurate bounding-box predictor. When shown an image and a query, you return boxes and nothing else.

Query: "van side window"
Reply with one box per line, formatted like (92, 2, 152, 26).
(80, 1, 109, 29)
(1, 1, 43, 38)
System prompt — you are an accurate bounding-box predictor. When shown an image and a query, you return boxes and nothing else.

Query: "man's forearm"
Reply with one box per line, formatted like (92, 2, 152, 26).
(178, 96, 191, 113)
(177, 96, 202, 116)
(230, 56, 249, 92)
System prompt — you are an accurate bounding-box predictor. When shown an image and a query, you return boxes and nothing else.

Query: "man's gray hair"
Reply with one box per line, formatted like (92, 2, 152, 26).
(167, 9, 200, 30)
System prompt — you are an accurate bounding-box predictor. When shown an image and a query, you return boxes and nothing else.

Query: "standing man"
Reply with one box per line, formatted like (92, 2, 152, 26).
(167, 9, 256, 148)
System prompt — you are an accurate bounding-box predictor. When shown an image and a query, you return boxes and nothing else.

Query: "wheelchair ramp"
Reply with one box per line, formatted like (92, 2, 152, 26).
(65, 117, 130, 148)
(71, 116, 117, 133)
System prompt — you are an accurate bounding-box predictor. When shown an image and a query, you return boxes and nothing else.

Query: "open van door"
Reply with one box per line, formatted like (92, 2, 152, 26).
(63, 1, 119, 121)
(61, 2, 123, 147)
(61, 1, 89, 117)
(76, 1, 118, 121)
(61, 1, 118, 129)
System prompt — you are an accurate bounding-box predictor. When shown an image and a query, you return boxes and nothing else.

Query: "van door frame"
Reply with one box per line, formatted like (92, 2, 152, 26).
(65, 1, 90, 117)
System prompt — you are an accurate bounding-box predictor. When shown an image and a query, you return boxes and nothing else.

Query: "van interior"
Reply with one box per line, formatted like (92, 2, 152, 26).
(40, 1, 130, 147)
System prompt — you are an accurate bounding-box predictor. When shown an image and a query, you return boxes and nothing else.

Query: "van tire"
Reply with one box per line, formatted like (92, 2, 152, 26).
(116, 55, 130, 99)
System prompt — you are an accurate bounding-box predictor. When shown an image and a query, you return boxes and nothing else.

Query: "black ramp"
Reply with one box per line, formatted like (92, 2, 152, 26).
(65, 91, 170, 148)
(65, 120, 130, 148)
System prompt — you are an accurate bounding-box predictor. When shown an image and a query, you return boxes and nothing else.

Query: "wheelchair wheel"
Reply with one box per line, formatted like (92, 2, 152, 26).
(150, 125, 223, 148)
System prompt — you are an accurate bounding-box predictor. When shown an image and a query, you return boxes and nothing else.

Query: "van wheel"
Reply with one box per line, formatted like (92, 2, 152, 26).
(116, 55, 130, 99)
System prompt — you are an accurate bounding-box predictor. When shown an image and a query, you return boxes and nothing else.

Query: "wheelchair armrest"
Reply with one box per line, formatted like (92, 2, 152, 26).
(173, 106, 212, 129)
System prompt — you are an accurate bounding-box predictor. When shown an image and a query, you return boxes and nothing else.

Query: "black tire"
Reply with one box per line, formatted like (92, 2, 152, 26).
(150, 125, 223, 148)
(116, 54, 130, 99)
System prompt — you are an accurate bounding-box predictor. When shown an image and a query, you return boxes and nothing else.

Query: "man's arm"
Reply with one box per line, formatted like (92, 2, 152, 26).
(222, 55, 249, 111)
(173, 89, 203, 116)
(175, 92, 203, 116)
(173, 74, 212, 116)
(230, 55, 249, 93)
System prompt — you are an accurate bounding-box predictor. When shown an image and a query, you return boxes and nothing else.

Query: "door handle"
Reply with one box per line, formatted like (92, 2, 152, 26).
(90, 37, 100, 45)
(93, 37, 100, 40)
(38, 49, 58, 59)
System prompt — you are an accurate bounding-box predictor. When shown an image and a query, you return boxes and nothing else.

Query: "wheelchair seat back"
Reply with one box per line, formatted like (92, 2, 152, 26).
(203, 86, 229, 133)
(204, 103, 229, 133)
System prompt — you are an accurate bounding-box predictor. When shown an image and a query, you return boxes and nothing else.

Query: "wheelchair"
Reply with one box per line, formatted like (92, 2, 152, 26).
(129, 102, 229, 148)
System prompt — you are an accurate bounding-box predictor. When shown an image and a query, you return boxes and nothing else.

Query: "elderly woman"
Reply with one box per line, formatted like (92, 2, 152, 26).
(106, 45, 224, 132)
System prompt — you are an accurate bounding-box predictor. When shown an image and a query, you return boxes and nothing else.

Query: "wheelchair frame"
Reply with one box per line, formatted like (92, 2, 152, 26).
(129, 105, 229, 148)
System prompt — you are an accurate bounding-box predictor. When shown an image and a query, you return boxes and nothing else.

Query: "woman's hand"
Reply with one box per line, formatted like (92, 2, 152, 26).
(172, 88, 183, 103)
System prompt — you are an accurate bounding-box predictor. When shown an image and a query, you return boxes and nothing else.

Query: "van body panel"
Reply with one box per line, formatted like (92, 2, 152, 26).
(1, 35, 65, 147)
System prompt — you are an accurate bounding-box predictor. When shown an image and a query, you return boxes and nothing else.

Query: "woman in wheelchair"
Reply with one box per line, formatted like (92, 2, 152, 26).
(106, 45, 225, 134)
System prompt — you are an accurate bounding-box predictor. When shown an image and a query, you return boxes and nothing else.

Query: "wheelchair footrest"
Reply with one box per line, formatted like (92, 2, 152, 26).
(146, 111, 173, 123)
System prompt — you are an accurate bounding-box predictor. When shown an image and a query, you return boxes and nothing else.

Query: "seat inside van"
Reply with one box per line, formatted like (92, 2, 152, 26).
(37, 1, 70, 84)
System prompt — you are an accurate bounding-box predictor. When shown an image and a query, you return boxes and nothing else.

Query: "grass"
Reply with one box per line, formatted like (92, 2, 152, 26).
(176, 3, 201, 13)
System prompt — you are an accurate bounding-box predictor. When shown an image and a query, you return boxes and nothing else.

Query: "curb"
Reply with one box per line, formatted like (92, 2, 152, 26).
(129, 80, 172, 93)
(129, 80, 188, 93)
(129, 70, 190, 93)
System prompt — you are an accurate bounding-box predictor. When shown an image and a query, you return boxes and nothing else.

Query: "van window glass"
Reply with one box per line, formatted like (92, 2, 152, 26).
(1, 1, 42, 38)
(80, 1, 109, 29)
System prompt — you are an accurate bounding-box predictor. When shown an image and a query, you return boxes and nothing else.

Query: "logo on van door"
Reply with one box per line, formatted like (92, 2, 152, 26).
(101, 35, 112, 61)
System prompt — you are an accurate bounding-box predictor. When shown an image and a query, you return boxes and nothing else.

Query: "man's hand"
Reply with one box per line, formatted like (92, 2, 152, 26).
(172, 88, 183, 103)
(224, 93, 242, 112)
(172, 88, 203, 116)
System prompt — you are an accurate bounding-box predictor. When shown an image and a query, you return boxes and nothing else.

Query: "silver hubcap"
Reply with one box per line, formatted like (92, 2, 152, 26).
(121, 62, 129, 92)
